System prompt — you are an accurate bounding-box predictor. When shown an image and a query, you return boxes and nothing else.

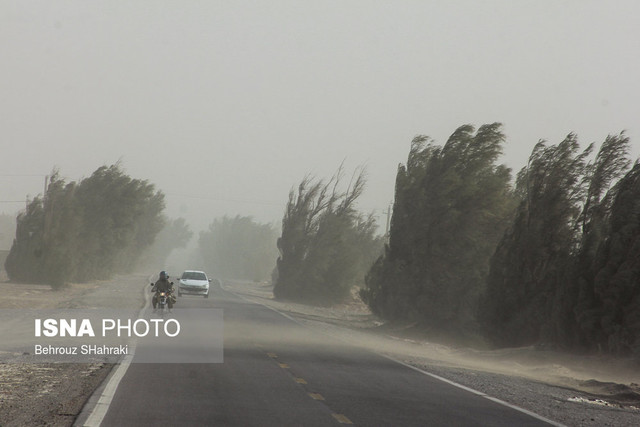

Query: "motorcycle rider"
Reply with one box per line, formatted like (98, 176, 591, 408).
(152, 271, 174, 311)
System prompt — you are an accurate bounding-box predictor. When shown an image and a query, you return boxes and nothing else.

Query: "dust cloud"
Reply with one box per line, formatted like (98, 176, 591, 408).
(221, 280, 640, 408)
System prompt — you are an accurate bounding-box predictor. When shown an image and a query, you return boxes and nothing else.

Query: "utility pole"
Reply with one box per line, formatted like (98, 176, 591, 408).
(383, 203, 392, 241)
(42, 175, 51, 250)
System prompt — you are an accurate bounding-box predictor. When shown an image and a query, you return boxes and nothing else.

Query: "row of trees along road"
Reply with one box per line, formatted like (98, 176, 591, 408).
(360, 123, 640, 357)
(5, 164, 166, 288)
(274, 167, 384, 306)
(6, 126, 638, 357)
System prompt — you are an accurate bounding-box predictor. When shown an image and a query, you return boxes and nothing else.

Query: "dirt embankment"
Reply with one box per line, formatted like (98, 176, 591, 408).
(0, 275, 148, 427)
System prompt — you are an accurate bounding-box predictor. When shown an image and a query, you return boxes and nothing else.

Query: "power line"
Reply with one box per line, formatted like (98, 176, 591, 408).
(0, 174, 47, 177)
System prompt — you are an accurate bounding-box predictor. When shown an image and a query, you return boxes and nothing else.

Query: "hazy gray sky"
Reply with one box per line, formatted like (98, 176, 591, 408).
(2, 1, 639, 232)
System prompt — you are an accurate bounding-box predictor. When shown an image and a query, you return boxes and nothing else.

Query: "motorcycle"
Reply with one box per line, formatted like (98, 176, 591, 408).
(150, 281, 175, 315)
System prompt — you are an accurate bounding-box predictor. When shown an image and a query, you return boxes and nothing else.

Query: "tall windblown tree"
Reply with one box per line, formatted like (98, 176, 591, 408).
(557, 133, 632, 349)
(479, 132, 633, 349)
(479, 135, 591, 346)
(6, 172, 80, 287)
(562, 129, 637, 355)
(73, 165, 165, 280)
(579, 161, 640, 356)
(199, 215, 279, 282)
(5, 164, 165, 287)
(275, 167, 383, 305)
(361, 123, 514, 332)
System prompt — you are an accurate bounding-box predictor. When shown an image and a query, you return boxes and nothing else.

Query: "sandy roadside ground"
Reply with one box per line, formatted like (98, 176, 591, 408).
(0, 274, 150, 427)
(221, 280, 640, 427)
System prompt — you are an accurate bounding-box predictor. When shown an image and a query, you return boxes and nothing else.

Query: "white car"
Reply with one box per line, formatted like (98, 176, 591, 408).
(177, 270, 211, 298)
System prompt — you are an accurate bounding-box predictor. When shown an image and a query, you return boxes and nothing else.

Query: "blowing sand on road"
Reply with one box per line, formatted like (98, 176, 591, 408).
(3, 275, 639, 426)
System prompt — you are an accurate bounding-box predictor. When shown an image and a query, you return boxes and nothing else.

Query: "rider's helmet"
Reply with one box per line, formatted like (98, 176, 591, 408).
(159, 270, 167, 280)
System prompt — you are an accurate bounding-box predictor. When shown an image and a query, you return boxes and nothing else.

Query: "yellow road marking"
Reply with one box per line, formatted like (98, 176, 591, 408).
(278, 363, 290, 368)
(294, 377, 307, 384)
(332, 413, 353, 424)
(308, 393, 325, 401)
(267, 352, 277, 358)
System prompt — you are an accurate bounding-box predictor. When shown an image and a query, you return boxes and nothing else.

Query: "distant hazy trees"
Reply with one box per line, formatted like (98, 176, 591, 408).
(0, 213, 16, 250)
(274, 167, 384, 305)
(361, 124, 515, 335)
(198, 215, 279, 282)
(5, 164, 165, 288)
(138, 217, 193, 270)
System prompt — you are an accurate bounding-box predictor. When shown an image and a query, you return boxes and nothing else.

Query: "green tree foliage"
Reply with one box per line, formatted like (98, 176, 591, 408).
(73, 165, 165, 280)
(5, 165, 165, 288)
(5, 194, 47, 284)
(573, 159, 640, 356)
(361, 124, 515, 333)
(274, 167, 383, 305)
(558, 133, 632, 349)
(480, 132, 633, 351)
(479, 135, 592, 346)
(5, 172, 80, 287)
(199, 215, 279, 282)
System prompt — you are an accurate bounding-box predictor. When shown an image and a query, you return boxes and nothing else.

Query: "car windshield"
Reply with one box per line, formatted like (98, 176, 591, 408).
(182, 272, 207, 281)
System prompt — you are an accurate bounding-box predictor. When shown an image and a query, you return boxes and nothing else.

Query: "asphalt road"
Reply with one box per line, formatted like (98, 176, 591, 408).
(89, 281, 558, 426)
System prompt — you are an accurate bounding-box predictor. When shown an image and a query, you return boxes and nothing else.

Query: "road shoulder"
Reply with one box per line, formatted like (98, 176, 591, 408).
(0, 274, 149, 427)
